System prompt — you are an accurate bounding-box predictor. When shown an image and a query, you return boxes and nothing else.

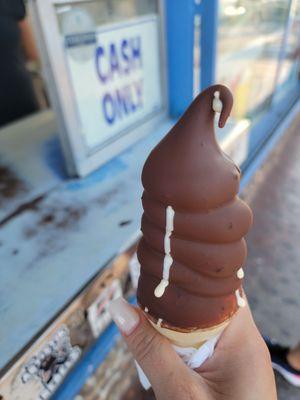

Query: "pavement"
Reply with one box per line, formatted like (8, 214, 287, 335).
(243, 113, 300, 400)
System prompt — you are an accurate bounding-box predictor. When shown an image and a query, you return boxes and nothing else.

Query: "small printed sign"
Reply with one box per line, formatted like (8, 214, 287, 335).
(65, 32, 96, 48)
(87, 279, 123, 338)
(64, 15, 163, 150)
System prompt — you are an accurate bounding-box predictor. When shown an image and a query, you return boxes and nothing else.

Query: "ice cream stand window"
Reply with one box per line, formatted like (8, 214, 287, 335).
(31, 0, 166, 177)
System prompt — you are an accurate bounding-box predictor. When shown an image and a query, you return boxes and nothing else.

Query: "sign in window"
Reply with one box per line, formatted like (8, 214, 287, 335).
(63, 16, 163, 150)
(31, 0, 166, 176)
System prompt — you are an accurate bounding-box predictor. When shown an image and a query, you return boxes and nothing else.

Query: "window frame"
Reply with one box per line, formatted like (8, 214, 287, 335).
(30, 0, 168, 177)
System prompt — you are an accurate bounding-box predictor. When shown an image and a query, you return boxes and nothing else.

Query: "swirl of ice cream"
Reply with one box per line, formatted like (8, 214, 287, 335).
(137, 85, 253, 330)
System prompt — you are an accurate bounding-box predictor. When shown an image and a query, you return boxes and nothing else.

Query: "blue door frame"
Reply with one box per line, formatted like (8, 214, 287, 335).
(166, 0, 219, 118)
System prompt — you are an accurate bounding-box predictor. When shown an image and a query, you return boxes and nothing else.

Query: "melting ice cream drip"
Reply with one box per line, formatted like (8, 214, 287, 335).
(157, 318, 163, 327)
(212, 91, 223, 113)
(235, 289, 246, 308)
(154, 206, 175, 298)
(237, 268, 244, 279)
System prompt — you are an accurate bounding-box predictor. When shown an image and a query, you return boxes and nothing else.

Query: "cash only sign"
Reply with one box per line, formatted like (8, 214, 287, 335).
(64, 15, 163, 150)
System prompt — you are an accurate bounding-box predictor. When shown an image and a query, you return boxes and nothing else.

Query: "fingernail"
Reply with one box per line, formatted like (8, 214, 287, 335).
(109, 297, 140, 335)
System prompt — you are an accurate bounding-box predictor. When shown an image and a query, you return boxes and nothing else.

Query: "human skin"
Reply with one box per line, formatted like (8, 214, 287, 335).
(19, 18, 39, 62)
(109, 298, 277, 400)
(288, 343, 300, 370)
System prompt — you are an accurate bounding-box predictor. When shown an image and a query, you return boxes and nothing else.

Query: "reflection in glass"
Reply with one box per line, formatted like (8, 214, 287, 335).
(53, 0, 163, 151)
(217, 0, 291, 121)
(273, 0, 300, 103)
(55, 0, 158, 34)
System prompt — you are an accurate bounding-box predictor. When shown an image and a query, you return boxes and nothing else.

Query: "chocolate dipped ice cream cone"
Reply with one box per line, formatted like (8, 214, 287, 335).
(137, 84, 253, 347)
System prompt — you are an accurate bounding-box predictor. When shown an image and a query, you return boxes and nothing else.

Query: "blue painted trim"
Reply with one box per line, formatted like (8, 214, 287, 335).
(164, 0, 219, 114)
(52, 297, 136, 400)
(200, 0, 218, 89)
(240, 98, 300, 192)
(270, 0, 293, 106)
(165, 0, 195, 117)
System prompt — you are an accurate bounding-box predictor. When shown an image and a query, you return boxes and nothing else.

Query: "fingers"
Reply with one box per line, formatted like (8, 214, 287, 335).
(208, 299, 271, 374)
(109, 298, 189, 389)
(221, 296, 261, 346)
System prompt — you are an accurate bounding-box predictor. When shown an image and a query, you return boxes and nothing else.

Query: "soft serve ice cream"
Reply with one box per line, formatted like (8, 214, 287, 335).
(137, 84, 253, 335)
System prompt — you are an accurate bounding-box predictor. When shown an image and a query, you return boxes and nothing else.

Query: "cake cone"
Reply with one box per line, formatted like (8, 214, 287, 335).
(148, 315, 231, 348)
(136, 84, 252, 340)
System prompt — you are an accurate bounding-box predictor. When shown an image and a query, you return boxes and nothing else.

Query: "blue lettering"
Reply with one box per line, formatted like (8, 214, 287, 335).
(131, 37, 142, 68)
(109, 43, 120, 77)
(96, 36, 142, 84)
(130, 86, 137, 112)
(116, 87, 130, 118)
(121, 39, 130, 74)
(133, 79, 143, 107)
(102, 93, 115, 124)
(95, 46, 108, 83)
(101, 83, 143, 125)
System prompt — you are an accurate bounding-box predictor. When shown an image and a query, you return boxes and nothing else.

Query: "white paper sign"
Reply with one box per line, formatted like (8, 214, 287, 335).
(64, 15, 163, 150)
(87, 279, 123, 338)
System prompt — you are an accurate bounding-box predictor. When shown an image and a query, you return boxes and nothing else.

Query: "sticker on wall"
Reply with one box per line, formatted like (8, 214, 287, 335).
(87, 279, 123, 338)
(61, 7, 96, 62)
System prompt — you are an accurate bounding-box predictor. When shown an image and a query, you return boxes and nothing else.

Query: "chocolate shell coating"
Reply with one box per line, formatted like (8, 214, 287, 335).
(137, 84, 253, 330)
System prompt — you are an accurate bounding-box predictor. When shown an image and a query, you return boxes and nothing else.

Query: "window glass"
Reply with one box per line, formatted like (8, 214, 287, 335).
(53, 0, 163, 151)
(273, 0, 300, 103)
(217, 0, 291, 121)
(55, 0, 158, 31)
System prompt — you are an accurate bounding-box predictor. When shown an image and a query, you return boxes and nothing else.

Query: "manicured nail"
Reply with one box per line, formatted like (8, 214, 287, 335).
(109, 297, 140, 335)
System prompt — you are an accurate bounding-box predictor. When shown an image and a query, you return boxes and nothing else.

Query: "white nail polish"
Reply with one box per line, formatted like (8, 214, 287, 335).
(109, 297, 140, 335)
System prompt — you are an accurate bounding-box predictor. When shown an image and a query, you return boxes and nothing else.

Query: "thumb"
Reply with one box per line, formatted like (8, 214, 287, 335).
(109, 297, 189, 389)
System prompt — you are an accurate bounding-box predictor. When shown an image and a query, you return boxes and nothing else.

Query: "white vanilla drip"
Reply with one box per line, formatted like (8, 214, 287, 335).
(212, 91, 223, 113)
(154, 279, 169, 297)
(237, 267, 244, 279)
(157, 318, 163, 327)
(154, 206, 175, 298)
(235, 289, 246, 308)
(144, 307, 149, 313)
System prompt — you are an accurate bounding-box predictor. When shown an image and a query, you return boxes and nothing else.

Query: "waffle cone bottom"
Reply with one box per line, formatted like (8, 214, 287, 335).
(148, 316, 232, 348)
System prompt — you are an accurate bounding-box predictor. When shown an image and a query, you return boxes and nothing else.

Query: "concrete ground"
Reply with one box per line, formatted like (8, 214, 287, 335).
(243, 113, 300, 399)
